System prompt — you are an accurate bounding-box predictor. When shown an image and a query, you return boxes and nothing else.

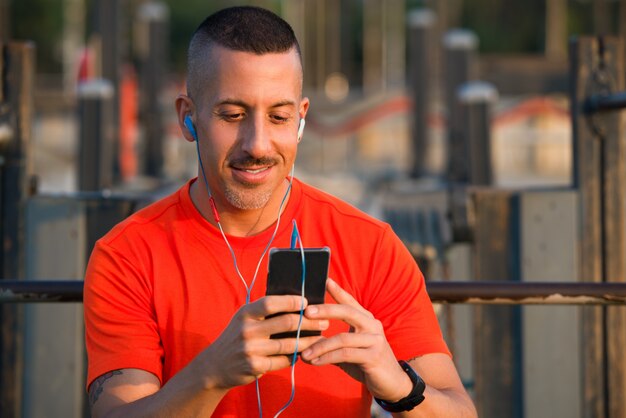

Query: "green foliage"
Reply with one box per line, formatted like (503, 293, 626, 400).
(11, 0, 65, 73)
(459, 0, 546, 53)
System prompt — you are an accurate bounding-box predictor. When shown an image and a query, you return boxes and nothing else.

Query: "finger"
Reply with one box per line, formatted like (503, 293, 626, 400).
(249, 337, 322, 379)
(300, 333, 382, 365)
(250, 355, 285, 378)
(244, 295, 308, 318)
(305, 303, 381, 333)
(251, 335, 323, 357)
(326, 279, 373, 318)
(236, 337, 323, 380)
(260, 313, 329, 337)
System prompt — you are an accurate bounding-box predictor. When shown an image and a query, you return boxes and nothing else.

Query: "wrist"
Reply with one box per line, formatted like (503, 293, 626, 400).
(187, 351, 230, 393)
(374, 360, 426, 413)
(200, 363, 233, 394)
(201, 372, 228, 393)
(386, 364, 414, 402)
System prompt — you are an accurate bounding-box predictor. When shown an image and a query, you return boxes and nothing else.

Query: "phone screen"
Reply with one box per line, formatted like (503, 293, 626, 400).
(266, 247, 330, 338)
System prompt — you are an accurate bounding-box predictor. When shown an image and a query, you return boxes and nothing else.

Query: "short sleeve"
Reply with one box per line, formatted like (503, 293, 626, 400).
(84, 240, 163, 390)
(363, 225, 450, 361)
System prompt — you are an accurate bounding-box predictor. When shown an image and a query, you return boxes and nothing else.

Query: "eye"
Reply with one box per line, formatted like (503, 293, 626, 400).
(270, 114, 290, 124)
(220, 112, 245, 122)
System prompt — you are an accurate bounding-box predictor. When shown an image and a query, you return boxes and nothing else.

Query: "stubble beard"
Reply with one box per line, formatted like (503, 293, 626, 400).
(222, 155, 285, 210)
(223, 183, 274, 210)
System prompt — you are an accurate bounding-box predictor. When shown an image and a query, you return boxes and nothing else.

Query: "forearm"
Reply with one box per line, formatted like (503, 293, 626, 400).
(369, 355, 476, 418)
(93, 364, 229, 418)
(104, 385, 226, 418)
(392, 385, 477, 418)
(92, 296, 323, 418)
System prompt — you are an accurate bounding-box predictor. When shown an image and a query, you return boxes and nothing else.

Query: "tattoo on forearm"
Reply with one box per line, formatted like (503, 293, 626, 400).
(89, 370, 123, 408)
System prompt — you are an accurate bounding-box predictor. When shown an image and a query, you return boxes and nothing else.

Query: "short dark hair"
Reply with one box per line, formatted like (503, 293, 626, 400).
(187, 6, 302, 98)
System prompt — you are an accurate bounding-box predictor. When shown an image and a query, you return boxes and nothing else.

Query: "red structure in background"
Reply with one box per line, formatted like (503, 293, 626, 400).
(119, 65, 138, 180)
(78, 47, 138, 181)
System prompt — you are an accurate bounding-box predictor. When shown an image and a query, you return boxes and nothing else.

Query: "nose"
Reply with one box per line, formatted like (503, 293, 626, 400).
(240, 116, 271, 158)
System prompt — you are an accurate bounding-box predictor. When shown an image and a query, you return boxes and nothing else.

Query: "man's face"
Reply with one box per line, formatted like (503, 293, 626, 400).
(191, 45, 308, 212)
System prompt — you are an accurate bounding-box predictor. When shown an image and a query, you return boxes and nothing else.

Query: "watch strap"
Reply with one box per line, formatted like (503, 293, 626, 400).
(374, 360, 426, 413)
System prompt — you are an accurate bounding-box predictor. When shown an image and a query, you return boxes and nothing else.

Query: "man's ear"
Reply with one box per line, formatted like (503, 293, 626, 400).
(175, 94, 196, 143)
(299, 97, 310, 121)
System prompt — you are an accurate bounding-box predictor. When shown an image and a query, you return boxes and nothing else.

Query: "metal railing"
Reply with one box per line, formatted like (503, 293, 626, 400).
(2, 280, 626, 305)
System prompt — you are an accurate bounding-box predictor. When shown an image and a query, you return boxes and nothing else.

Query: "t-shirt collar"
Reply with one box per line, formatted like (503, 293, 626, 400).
(180, 177, 303, 249)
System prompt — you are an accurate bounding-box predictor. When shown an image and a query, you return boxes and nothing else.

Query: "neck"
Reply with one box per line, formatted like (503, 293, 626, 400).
(190, 178, 292, 237)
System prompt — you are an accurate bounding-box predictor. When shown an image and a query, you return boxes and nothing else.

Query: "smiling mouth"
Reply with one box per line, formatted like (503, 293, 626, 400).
(230, 163, 276, 185)
(230, 157, 278, 174)
(241, 167, 269, 174)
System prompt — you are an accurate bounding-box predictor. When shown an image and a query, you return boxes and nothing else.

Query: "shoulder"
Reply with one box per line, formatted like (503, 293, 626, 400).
(98, 182, 189, 248)
(297, 179, 389, 233)
(294, 179, 400, 266)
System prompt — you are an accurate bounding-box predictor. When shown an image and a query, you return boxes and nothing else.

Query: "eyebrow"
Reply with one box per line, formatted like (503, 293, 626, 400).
(215, 99, 297, 109)
(270, 100, 297, 109)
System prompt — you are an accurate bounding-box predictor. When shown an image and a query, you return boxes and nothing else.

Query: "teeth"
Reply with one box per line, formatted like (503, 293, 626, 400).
(244, 168, 266, 174)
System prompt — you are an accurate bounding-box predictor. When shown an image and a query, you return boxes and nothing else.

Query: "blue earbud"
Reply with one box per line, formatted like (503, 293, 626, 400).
(184, 115, 198, 141)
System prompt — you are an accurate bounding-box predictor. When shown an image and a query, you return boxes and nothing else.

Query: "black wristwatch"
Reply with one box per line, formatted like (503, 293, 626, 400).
(374, 360, 426, 412)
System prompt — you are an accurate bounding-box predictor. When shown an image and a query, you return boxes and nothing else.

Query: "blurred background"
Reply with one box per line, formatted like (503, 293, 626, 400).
(1, 0, 626, 417)
(8, 0, 624, 191)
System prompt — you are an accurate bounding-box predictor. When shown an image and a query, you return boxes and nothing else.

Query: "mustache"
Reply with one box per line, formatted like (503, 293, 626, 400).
(229, 156, 279, 168)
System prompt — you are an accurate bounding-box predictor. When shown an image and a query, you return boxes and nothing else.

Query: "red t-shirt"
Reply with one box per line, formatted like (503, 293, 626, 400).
(84, 178, 449, 417)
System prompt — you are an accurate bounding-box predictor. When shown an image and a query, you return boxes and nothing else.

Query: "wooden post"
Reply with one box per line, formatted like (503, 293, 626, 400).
(78, 79, 115, 191)
(281, 0, 305, 47)
(407, 9, 436, 178)
(600, 38, 626, 418)
(0, 41, 35, 418)
(302, 0, 321, 91)
(545, 0, 567, 60)
(324, 0, 341, 81)
(570, 37, 604, 418)
(63, 0, 85, 93)
(570, 35, 626, 418)
(363, 0, 405, 94)
(340, 0, 361, 88)
(363, 0, 384, 95)
(457, 81, 498, 186)
(95, 0, 124, 183)
(471, 189, 523, 418)
(384, 0, 406, 90)
(137, 1, 169, 178)
(443, 29, 478, 183)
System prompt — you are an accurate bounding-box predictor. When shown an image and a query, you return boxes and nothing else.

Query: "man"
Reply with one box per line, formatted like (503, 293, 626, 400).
(84, 6, 476, 418)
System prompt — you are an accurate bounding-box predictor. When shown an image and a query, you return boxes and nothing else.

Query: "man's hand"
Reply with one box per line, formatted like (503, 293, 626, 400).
(197, 294, 329, 390)
(299, 279, 412, 402)
(89, 294, 329, 418)
(299, 279, 477, 417)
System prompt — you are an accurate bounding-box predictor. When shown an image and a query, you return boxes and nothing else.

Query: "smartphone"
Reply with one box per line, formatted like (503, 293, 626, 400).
(266, 247, 330, 339)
